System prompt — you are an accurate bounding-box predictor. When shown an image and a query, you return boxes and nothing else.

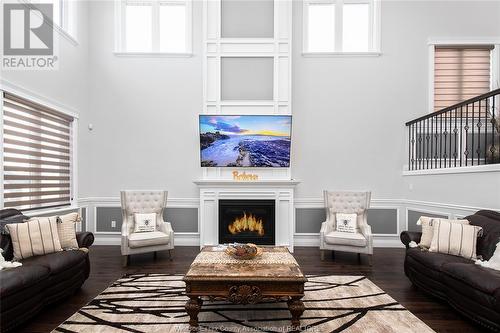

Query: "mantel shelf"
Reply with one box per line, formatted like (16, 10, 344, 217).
(193, 179, 301, 187)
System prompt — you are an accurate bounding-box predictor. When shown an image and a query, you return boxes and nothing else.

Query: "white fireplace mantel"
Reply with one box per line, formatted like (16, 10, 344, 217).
(194, 179, 301, 252)
(194, 179, 301, 187)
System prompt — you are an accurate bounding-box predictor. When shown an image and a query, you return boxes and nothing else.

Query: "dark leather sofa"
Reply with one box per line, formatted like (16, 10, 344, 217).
(401, 210, 500, 332)
(0, 208, 94, 333)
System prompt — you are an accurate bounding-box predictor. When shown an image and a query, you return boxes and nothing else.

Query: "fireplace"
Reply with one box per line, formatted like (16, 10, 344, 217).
(219, 199, 275, 245)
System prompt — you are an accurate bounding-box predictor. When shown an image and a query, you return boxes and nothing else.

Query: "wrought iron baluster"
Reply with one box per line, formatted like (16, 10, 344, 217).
(471, 102, 475, 166)
(426, 118, 430, 169)
(465, 104, 469, 166)
(459, 106, 463, 167)
(430, 117, 433, 169)
(477, 100, 482, 165)
(485, 98, 488, 164)
(419, 121, 422, 170)
(454, 108, 458, 167)
(439, 114, 443, 168)
(435, 115, 439, 168)
(493, 96, 498, 164)
(443, 113, 448, 168)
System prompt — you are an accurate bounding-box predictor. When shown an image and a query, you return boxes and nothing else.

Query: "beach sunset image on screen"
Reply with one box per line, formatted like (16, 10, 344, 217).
(199, 115, 292, 167)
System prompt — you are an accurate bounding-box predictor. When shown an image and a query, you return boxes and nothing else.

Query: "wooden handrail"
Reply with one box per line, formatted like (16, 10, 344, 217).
(406, 88, 500, 126)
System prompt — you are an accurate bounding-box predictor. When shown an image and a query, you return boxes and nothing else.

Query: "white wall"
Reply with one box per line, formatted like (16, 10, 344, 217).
(79, 0, 203, 198)
(1, 1, 89, 115)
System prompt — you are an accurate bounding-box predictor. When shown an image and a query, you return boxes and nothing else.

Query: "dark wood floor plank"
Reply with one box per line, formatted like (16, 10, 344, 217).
(16, 246, 483, 333)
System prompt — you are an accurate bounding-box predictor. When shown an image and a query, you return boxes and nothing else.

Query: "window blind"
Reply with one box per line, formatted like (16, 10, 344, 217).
(2, 92, 73, 211)
(434, 45, 493, 112)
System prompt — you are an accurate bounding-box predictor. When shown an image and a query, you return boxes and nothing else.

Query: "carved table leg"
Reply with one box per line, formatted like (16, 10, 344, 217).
(287, 296, 305, 330)
(185, 296, 202, 330)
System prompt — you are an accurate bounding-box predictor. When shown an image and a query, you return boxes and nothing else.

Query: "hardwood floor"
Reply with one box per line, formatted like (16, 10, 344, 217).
(18, 246, 485, 333)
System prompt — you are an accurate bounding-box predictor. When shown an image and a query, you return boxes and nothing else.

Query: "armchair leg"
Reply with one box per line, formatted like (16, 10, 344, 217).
(357, 253, 361, 262)
(331, 251, 335, 259)
(368, 254, 373, 266)
(122, 255, 129, 267)
(168, 249, 173, 261)
(320, 250, 325, 261)
(153, 251, 157, 260)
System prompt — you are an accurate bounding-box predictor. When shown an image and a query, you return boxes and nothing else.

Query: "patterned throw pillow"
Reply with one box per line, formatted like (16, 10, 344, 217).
(335, 213, 357, 233)
(56, 213, 80, 250)
(429, 219, 483, 260)
(5, 217, 63, 260)
(418, 216, 469, 248)
(134, 213, 156, 233)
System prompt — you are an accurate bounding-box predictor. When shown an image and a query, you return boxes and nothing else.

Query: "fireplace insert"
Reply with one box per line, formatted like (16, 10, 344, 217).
(219, 199, 275, 245)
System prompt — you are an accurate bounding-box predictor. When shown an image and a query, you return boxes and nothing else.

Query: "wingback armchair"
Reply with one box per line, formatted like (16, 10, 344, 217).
(121, 190, 174, 266)
(320, 191, 373, 264)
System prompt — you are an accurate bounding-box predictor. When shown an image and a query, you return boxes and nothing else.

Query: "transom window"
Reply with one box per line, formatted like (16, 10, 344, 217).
(115, 0, 192, 54)
(303, 0, 380, 54)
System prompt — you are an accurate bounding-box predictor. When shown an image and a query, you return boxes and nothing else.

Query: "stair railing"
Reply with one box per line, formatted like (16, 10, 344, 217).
(406, 89, 500, 170)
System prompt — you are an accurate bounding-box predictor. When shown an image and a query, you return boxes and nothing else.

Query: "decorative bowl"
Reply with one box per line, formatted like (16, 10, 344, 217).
(225, 243, 263, 260)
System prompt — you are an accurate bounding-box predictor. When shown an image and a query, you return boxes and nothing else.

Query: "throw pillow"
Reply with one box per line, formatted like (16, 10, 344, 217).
(335, 213, 357, 233)
(134, 213, 156, 233)
(56, 213, 80, 250)
(429, 219, 483, 260)
(418, 216, 469, 248)
(5, 217, 63, 261)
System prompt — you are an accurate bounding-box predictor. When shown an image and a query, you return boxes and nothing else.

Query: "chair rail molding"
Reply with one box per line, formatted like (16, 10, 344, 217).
(77, 197, 498, 247)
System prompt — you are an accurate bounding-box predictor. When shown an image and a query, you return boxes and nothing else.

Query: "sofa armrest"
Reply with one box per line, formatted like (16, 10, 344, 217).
(76, 232, 94, 248)
(400, 231, 422, 248)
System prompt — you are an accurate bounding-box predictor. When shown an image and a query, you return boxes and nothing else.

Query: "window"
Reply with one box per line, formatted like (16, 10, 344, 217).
(116, 0, 192, 54)
(30, 0, 77, 41)
(2, 92, 74, 211)
(303, 0, 380, 54)
(433, 45, 493, 112)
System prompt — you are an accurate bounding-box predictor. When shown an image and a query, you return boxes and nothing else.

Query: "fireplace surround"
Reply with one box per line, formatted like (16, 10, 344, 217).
(194, 179, 300, 251)
(219, 199, 275, 245)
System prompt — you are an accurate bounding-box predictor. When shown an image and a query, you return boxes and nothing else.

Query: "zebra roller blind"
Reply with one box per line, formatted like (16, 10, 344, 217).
(2, 92, 73, 211)
(434, 45, 493, 112)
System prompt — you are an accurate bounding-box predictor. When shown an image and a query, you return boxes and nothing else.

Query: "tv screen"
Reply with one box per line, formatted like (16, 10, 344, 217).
(199, 115, 292, 167)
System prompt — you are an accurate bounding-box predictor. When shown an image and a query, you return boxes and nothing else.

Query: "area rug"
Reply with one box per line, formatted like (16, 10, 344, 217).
(54, 274, 434, 333)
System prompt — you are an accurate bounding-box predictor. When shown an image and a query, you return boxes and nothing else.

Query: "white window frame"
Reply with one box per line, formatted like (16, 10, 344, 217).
(302, 0, 381, 56)
(427, 38, 500, 114)
(114, 0, 193, 57)
(0, 80, 79, 215)
(22, 0, 78, 45)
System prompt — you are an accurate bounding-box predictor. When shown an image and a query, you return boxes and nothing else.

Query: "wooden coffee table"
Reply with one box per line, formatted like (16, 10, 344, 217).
(183, 246, 307, 331)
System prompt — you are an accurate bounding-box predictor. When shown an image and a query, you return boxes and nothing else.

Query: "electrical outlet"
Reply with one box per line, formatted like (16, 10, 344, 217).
(111, 220, 116, 228)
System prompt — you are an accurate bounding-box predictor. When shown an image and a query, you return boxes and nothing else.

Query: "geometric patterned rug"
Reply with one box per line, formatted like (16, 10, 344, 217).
(54, 274, 435, 333)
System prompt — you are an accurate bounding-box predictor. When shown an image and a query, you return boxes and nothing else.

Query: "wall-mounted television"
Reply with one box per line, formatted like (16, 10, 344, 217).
(199, 115, 292, 167)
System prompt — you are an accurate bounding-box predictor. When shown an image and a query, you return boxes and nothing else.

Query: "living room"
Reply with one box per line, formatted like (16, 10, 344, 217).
(1, 0, 500, 332)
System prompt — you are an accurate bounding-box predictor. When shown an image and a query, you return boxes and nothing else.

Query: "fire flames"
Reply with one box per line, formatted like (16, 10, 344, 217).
(228, 212, 265, 236)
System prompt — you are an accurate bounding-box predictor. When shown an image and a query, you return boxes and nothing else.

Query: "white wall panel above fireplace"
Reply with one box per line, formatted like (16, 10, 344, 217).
(202, 0, 292, 115)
